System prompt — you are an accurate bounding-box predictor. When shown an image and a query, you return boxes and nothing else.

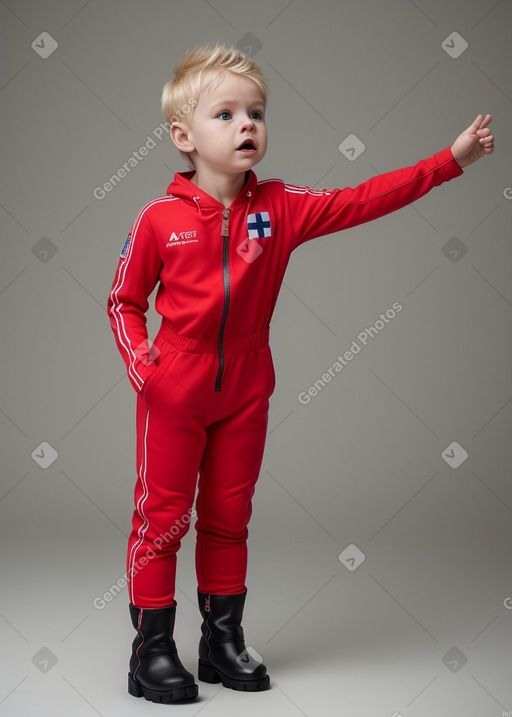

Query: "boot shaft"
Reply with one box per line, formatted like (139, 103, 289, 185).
(129, 603, 178, 656)
(197, 591, 246, 642)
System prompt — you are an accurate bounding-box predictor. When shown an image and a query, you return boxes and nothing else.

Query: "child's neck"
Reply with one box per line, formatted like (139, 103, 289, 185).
(190, 168, 247, 208)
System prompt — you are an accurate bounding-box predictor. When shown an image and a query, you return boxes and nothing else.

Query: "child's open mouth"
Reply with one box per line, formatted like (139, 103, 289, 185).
(236, 139, 257, 154)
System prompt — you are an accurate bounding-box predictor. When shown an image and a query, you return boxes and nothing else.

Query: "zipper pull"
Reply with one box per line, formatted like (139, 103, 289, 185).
(204, 596, 210, 612)
(221, 208, 230, 237)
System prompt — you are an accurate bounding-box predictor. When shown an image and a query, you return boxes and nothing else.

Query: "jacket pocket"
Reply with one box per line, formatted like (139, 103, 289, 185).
(140, 344, 177, 402)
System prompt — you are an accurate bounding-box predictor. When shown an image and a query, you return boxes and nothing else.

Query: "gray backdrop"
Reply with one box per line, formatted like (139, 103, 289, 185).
(1, 1, 511, 715)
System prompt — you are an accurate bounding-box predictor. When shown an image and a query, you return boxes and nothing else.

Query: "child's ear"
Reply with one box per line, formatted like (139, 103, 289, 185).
(170, 122, 195, 154)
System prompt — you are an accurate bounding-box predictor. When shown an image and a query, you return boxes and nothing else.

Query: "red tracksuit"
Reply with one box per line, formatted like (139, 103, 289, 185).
(107, 146, 463, 608)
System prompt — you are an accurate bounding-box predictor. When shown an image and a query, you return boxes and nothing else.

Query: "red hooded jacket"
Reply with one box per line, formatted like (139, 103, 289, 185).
(107, 146, 463, 393)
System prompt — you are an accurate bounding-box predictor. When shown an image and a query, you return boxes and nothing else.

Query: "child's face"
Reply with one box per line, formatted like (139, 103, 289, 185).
(184, 70, 267, 177)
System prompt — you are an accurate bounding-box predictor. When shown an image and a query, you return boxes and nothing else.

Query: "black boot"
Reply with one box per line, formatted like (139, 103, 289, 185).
(197, 590, 270, 691)
(128, 603, 198, 703)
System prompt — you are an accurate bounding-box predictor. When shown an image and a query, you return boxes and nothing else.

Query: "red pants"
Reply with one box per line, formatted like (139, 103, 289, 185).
(127, 320, 275, 608)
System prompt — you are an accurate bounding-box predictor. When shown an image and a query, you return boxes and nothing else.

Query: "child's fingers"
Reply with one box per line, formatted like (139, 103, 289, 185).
(469, 113, 484, 131)
(480, 132, 494, 152)
(478, 113, 492, 129)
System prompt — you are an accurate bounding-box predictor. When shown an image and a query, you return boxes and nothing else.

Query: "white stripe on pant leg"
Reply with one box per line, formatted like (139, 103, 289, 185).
(128, 407, 151, 603)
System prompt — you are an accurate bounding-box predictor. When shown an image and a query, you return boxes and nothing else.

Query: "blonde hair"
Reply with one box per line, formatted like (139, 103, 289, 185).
(161, 44, 268, 168)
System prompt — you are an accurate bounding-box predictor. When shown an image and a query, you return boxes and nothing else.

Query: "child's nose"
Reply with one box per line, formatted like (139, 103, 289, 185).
(240, 115, 255, 130)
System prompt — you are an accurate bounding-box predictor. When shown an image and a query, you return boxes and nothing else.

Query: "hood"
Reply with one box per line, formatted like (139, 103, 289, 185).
(166, 170, 258, 212)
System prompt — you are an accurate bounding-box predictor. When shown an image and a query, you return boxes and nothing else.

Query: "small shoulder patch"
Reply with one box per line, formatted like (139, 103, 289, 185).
(120, 232, 131, 258)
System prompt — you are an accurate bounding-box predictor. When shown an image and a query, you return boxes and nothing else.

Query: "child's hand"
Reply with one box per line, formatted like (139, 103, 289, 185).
(451, 114, 494, 169)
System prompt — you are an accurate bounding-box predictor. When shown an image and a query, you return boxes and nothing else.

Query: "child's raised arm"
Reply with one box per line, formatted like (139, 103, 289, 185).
(280, 113, 495, 250)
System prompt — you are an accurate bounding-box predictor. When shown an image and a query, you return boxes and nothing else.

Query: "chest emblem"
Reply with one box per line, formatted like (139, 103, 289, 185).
(247, 212, 271, 239)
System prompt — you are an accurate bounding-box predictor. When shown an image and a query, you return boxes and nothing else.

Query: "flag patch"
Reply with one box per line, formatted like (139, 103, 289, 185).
(120, 232, 131, 258)
(247, 212, 271, 239)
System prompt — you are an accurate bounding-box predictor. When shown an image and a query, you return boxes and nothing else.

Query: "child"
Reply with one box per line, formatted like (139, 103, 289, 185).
(107, 44, 494, 703)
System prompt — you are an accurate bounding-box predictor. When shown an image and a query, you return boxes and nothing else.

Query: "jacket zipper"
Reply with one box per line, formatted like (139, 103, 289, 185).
(215, 208, 230, 391)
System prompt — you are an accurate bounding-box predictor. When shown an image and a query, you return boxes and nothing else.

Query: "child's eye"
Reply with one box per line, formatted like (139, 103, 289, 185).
(251, 111, 264, 121)
(218, 111, 232, 120)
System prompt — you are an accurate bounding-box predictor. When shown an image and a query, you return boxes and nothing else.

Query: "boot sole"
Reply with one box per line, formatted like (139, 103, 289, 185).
(128, 673, 198, 702)
(198, 659, 270, 691)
